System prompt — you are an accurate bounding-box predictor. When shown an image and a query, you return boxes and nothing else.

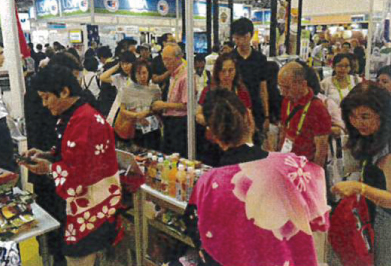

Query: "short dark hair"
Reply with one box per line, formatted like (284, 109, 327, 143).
(342, 42, 351, 48)
(203, 89, 250, 147)
(28, 43, 34, 49)
(84, 48, 95, 58)
(115, 39, 129, 57)
(195, 54, 206, 63)
(332, 53, 351, 68)
(36, 44, 43, 51)
(160, 33, 173, 45)
(32, 65, 83, 97)
(83, 56, 99, 72)
(321, 40, 329, 44)
(66, 48, 81, 63)
(48, 52, 82, 71)
(231, 17, 254, 36)
(131, 59, 152, 84)
(127, 39, 137, 46)
(212, 45, 220, 53)
(44, 43, 50, 48)
(377, 65, 391, 79)
(341, 81, 391, 160)
(97, 46, 112, 59)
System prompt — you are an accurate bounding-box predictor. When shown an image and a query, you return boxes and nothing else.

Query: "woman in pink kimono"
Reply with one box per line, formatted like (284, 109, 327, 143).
(184, 89, 330, 266)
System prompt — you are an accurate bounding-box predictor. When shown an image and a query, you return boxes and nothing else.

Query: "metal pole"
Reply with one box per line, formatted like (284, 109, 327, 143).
(296, 0, 303, 56)
(182, 0, 186, 42)
(207, 0, 212, 54)
(175, 0, 180, 41)
(270, 0, 278, 57)
(90, 0, 95, 24)
(285, 0, 292, 54)
(185, 0, 195, 160)
(228, 0, 233, 41)
(0, 0, 25, 119)
(365, 0, 375, 79)
(213, 0, 219, 47)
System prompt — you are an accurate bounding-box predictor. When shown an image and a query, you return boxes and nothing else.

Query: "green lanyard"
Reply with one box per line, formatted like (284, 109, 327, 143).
(334, 76, 352, 101)
(360, 160, 367, 182)
(286, 100, 312, 136)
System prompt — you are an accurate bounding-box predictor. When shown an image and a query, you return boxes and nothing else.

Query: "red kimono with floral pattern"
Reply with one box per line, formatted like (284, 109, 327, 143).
(51, 104, 121, 244)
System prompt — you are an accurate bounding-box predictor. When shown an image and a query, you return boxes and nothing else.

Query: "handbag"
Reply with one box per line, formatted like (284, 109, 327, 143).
(114, 107, 136, 140)
(328, 194, 374, 266)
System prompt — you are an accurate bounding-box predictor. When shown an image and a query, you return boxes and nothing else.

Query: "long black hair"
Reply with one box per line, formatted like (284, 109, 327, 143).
(118, 51, 137, 77)
(341, 81, 391, 160)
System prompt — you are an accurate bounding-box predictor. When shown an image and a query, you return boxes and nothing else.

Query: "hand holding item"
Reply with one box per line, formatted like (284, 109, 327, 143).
(331, 181, 362, 198)
(21, 148, 45, 159)
(152, 101, 166, 112)
(19, 157, 51, 175)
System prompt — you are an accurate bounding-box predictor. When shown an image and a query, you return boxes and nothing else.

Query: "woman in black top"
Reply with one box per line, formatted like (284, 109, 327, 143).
(182, 90, 268, 265)
(332, 82, 391, 265)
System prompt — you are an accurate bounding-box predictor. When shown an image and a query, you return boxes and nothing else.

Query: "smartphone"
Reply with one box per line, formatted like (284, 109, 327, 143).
(14, 154, 37, 165)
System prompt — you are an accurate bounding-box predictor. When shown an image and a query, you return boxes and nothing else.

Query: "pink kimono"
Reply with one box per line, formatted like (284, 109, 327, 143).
(189, 152, 330, 266)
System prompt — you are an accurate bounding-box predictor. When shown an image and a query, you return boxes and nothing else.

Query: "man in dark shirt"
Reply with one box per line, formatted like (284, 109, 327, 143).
(152, 33, 176, 101)
(34, 44, 46, 72)
(231, 18, 270, 134)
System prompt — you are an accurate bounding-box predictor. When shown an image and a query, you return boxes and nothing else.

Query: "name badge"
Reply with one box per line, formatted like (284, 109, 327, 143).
(281, 138, 294, 153)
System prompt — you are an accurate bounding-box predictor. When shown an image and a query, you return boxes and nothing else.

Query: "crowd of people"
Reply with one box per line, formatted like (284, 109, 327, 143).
(0, 15, 390, 266)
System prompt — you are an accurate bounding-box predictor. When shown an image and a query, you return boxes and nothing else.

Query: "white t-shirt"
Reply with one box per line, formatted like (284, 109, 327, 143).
(321, 75, 361, 106)
(82, 71, 100, 99)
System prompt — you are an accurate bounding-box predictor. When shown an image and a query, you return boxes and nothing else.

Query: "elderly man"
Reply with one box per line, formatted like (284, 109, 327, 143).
(278, 62, 331, 167)
(152, 43, 188, 157)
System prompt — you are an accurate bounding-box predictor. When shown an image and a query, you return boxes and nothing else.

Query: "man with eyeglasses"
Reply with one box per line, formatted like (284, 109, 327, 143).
(278, 62, 331, 167)
(231, 18, 270, 141)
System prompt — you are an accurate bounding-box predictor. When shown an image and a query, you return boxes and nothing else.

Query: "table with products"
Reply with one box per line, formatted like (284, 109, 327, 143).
(7, 187, 60, 266)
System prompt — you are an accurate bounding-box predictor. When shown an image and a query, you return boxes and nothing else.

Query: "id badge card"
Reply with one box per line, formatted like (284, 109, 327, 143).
(281, 138, 294, 153)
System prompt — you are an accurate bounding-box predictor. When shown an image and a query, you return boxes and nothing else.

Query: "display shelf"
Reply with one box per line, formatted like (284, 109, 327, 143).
(141, 184, 187, 214)
(148, 219, 195, 247)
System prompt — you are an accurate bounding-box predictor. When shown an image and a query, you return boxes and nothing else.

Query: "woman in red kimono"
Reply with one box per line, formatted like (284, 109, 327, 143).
(21, 65, 122, 266)
(184, 90, 330, 266)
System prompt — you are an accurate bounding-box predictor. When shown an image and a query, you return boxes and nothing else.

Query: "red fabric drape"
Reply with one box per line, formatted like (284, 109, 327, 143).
(15, 7, 30, 58)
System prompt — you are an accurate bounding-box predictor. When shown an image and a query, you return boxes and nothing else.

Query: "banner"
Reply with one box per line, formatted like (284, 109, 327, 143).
(59, 0, 90, 16)
(94, 0, 176, 18)
(35, 0, 60, 19)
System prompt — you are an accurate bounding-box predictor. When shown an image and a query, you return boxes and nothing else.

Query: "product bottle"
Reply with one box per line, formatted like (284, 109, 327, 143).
(195, 169, 202, 183)
(175, 164, 187, 201)
(161, 160, 171, 194)
(156, 157, 164, 192)
(185, 167, 195, 201)
(148, 156, 158, 189)
(145, 153, 154, 186)
(168, 162, 178, 198)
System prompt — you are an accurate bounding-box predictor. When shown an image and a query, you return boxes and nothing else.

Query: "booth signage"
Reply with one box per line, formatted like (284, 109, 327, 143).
(35, 0, 60, 18)
(95, 0, 176, 17)
(60, 0, 90, 16)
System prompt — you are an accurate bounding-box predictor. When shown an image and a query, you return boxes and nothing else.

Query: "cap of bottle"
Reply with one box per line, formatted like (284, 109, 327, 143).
(152, 155, 158, 161)
(147, 152, 153, 158)
(178, 164, 185, 171)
